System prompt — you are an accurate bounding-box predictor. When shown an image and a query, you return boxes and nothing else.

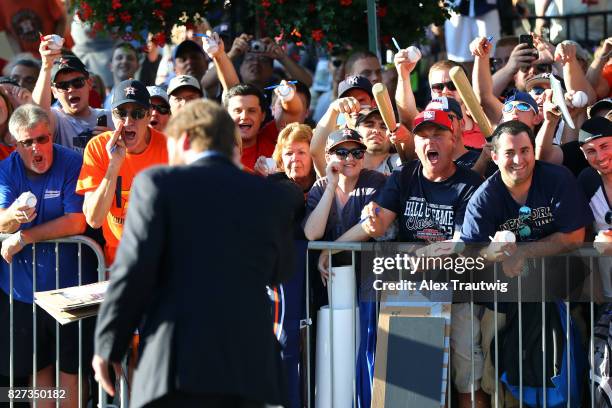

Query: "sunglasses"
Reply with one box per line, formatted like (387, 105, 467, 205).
(331, 147, 365, 160)
(17, 134, 50, 148)
(112, 108, 147, 120)
(605, 210, 612, 225)
(53, 77, 87, 91)
(151, 103, 170, 115)
(503, 101, 535, 114)
(430, 81, 456, 92)
(530, 86, 546, 96)
(520, 63, 553, 74)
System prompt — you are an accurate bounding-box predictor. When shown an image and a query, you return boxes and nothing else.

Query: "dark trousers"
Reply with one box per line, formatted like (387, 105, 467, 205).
(145, 392, 273, 408)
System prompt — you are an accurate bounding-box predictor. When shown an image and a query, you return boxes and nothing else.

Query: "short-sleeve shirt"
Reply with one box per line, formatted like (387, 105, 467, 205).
(304, 169, 387, 241)
(76, 127, 168, 264)
(578, 166, 612, 298)
(455, 150, 498, 178)
(0, 145, 93, 303)
(52, 107, 113, 154)
(241, 120, 278, 170)
(461, 161, 593, 243)
(377, 161, 482, 242)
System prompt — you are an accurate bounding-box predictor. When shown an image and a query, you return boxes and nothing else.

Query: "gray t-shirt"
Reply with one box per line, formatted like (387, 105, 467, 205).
(52, 107, 113, 154)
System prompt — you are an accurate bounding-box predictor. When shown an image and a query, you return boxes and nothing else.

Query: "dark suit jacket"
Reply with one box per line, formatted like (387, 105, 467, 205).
(94, 155, 303, 408)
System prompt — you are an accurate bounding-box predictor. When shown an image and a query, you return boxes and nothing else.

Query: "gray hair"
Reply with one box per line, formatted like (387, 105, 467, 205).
(8, 104, 51, 138)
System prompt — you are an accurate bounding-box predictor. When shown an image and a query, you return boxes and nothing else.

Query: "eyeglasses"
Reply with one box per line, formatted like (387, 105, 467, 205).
(502, 101, 536, 114)
(17, 134, 50, 148)
(150, 103, 170, 115)
(52, 77, 87, 91)
(430, 81, 456, 92)
(605, 210, 612, 225)
(530, 86, 546, 96)
(112, 107, 147, 120)
(331, 147, 365, 160)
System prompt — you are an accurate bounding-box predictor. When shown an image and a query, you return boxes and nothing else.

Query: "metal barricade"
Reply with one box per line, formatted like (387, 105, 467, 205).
(0, 234, 130, 408)
(304, 241, 607, 408)
(515, 12, 611, 46)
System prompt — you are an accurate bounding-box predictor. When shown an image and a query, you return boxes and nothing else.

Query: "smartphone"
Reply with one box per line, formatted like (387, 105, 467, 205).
(519, 34, 534, 49)
(96, 115, 107, 127)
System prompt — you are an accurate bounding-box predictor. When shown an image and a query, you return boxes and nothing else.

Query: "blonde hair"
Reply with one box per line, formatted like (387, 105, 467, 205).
(272, 123, 312, 170)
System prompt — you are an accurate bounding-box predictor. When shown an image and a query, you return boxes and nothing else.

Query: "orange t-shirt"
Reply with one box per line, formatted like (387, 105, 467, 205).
(241, 120, 278, 169)
(603, 64, 612, 97)
(0, 144, 15, 161)
(0, 0, 74, 57)
(76, 127, 168, 265)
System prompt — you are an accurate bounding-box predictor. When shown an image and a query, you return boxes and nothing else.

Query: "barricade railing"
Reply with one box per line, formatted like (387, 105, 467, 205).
(305, 241, 609, 408)
(0, 234, 128, 408)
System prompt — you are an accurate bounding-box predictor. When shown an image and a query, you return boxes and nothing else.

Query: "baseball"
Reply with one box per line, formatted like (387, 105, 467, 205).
(571, 91, 588, 108)
(47, 35, 64, 50)
(406, 46, 422, 63)
(494, 230, 516, 243)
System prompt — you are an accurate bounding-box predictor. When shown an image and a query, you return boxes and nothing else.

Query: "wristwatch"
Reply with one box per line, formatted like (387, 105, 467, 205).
(16, 230, 26, 247)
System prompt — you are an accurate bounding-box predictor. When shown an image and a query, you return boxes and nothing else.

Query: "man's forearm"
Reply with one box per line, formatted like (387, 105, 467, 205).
(492, 65, 516, 96)
(32, 66, 53, 111)
(303, 186, 335, 241)
(213, 53, 240, 92)
(535, 118, 562, 163)
(0, 210, 19, 234)
(280, 56, 313, 87)
(396, 77, 419, 129)
(21, 213, 86, 245)
(312, 108, 339, 176)
(522, 229, 585, 259)
(84, 166, 121, 229)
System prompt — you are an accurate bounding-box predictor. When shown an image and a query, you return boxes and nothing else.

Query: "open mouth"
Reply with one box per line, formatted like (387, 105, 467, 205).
(32, 154, 43, 165)
(122, 130, 136, 142)
(426, 151, 439, 163)
(238, 124, 252, 132)
(150, 119, 159, 127)
(67, 96, 80, 106)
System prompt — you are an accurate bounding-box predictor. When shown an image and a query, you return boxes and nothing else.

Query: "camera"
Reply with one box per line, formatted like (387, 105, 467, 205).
(249, 40, 265, 53)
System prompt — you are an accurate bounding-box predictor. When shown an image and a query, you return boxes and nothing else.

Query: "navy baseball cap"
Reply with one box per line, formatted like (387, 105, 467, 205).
(172, 40, 205, 62)
(326, 128, 366, 152)
(589, 98, 612, 118)
(111, 79, 150, 109)
(355, 107, 381, 126)
(578, 117, 612, 145)
(338, 75, 373, 99)
(505, 90, 539, 114)
(51, 55, 89, 82)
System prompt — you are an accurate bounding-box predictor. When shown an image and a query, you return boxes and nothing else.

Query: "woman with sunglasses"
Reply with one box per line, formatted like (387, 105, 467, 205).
(303, 127, 386, 408)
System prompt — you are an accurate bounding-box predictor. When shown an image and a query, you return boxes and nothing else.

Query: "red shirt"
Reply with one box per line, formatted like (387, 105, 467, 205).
(462, 124, 486, 149)
(241, 120, 279, 169)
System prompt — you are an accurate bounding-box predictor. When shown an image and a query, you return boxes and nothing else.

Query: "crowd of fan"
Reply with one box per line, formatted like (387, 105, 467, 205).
(0, 2, 610, 408)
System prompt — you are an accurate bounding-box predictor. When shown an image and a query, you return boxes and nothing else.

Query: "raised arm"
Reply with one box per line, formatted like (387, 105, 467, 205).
(394, 49, 420, 129)
(586, 38, 612, 99)
(470, 36, 504, 125)
(262, 38, 313, 88)
(491, 43, 535, 96)
(32, 36, 61, 130)
(555, 41, 597, 105)
(200, 31, 240, 94)
(303, 162, 339, 241)
(535, 90, 564, 164)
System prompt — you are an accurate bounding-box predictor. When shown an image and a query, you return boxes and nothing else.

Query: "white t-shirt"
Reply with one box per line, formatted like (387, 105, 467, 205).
(52, 107, 113, 155)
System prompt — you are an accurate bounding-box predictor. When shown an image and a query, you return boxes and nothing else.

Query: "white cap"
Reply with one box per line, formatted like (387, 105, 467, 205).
(147, 86, 169, 104)
(167, 75, 203, 97)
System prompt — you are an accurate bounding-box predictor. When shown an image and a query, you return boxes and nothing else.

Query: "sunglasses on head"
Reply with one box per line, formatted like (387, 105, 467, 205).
(530, 86, 546, 96)
(503, 101, 535, 114)
(150, 103, 170, 115)
(331, 147, 365, 160)
(430, 81, 456, 92)
(112, 107, 147, 120)
(17, 134, 50, 148)
(53, 77, 87, 91)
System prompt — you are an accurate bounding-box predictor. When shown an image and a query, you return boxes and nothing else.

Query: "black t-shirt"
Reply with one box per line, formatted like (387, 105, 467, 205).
(268, 172, 314, 240)
(376, 161, 482, 242)
(455, 150, 498, 178)
(461, 161, 593, 243)
(561, 141, 589, 177)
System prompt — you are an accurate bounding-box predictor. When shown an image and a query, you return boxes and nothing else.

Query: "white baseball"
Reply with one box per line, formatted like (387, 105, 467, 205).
(571, 91, 588, 108)
(47, 35, 64, 50)
(406, 46, 422, 63)
(202, 39, 218, 55)
(494, 230, 516, 243)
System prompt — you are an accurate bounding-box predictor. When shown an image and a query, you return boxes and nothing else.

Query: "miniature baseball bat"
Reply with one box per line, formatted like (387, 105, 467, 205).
(449, 66, 494, 138)
(549, 74, 575, 129)
(372, 83, 398, 132)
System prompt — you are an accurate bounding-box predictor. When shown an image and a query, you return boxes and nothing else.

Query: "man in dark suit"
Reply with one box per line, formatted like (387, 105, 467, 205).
(91, 99, 302, 408)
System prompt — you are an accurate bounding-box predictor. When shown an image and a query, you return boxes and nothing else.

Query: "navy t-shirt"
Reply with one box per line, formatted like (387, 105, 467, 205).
(455, 150, 498, 178)
(376, 161, 482, 242)
(461, 161, 593, 243)
(0, 145, 97, 303)
(304, 169, 387, 241)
